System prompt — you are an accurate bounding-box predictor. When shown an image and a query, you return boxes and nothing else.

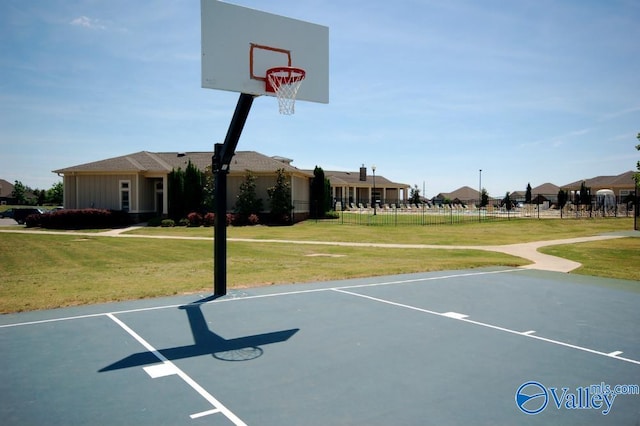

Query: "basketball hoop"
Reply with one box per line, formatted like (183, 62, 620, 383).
(265, 66, 306, 115)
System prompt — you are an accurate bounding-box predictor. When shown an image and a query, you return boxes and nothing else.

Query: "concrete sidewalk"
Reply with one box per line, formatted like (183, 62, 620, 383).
(228, 234, 634, 273)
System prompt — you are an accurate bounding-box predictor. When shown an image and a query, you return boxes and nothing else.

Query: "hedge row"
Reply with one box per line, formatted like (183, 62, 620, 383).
(148, 212, 262, 227)
(25, 209, 132, 229)
(25, 209, 288, 229)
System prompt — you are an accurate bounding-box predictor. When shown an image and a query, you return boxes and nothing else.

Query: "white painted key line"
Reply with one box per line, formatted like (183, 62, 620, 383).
(106, 313, 247, 425)
(331, 289, 639, 366)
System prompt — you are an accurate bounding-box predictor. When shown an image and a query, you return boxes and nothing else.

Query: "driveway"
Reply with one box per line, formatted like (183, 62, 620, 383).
(0, 218, 18, 227)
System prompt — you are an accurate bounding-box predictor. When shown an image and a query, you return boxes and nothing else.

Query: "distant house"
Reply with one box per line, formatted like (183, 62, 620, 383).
(510, 183, 561, 205)
(311, 166, 409, 208)
(532, 183, 561, 202)
(562, 171, 637, 201)
(433, 186, 482, 206)
(0, 179, 16, 205)
(53, 151, 312, 221)
(53, 151, 409, 221)
(0, 179, 36, 205)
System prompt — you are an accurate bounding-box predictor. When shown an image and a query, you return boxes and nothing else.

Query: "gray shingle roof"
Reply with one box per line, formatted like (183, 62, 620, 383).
(306, 170, 407, 187)
(531, 182, 560, 194)
(436, 186, 479, 201)
(562, 171, 635, 189)
(0, 179, 14, 197)
(54, 151, 309, 175)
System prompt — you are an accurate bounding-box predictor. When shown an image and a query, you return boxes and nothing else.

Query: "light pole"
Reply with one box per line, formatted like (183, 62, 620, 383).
(372, 165, 377, 215)
(478, 169, 482, 221)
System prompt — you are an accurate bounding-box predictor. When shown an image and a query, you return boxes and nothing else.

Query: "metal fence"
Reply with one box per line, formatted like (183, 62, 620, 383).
(322, 202, 636, 226)
(292, 192, 638, 226)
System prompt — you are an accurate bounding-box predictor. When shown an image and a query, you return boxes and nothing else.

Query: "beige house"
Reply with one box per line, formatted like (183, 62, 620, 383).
(562, 171, 637, 201)
(312, 167, 410, 208)
(433, 186, 483, 206)
(510, 183, 561, 205)
(0, 179, 18, 205)
(54, 151, 311, 220)
(53, 151, 409, 220)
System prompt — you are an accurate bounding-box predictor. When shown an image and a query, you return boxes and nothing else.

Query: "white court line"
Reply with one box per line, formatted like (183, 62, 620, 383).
(442, 312, 469, 320)
(332, 289, 640, 367)
(106, 313, 247, 426)
(190, 408, 222, 419)
(0, 269, 523, 329)
(143, 363, 178, 379)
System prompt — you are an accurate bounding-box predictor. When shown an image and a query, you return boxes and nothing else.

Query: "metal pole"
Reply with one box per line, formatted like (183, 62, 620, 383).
(213, 93, 254, 296)
(633, 186, 640, 231)
(478, 169, 482, 222)
(213, 150, 227, 296)
(373, 166, 377, 215)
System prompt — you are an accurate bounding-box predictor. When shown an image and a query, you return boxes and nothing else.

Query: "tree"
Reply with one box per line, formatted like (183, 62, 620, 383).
(267, 168, 293, 224)
(409, 185, 421, 205)
(35, 189, 46, 205)
(480, 188, 489, 208)
(579, 181, 591, 207)
(167, 161, 205, 220)
(11, 180, 27, 205)
(503, 192, 513, 219)
(557, 189, 568, 218)
(47, 182, 64, 205)
(168, 167, 186, 220)
(234, 171, 263, 222)
(184, 160, 204, 213)
(525, 183, 532, 204)
(324, 177, 331, 213)
(310, 166, 327, 218)
(503, 192, 513, 210)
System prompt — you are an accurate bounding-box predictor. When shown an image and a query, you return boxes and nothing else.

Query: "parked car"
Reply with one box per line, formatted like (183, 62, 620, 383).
(0, 208, 15, 219)
(12, 208, 44, 224)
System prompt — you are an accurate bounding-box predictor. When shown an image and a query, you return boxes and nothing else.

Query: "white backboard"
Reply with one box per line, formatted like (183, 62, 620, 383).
(201, 0, 329, 103)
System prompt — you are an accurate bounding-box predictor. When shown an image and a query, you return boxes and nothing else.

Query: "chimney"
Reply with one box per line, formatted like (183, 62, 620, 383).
(359, 164, 367, 181)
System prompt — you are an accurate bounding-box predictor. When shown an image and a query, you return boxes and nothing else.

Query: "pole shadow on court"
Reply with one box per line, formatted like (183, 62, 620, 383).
(99, 298, 299, 371)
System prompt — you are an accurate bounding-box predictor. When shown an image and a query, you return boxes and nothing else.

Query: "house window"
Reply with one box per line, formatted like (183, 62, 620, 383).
(120, 180, 131, 211)
(155, 181, 163, 214)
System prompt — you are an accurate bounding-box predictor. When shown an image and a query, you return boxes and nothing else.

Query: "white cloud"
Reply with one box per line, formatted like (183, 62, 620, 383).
(70, 16, 106, 30)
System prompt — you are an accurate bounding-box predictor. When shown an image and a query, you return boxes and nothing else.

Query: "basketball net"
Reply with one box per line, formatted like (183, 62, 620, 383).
(266, 67, 306, 115)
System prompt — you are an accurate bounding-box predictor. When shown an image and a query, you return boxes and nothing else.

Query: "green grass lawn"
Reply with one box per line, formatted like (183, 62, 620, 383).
(131, 216, 634, 245)
(0, 233, 523, 313)
(540, 237, 640, 283)
(1, 217, 637, 313)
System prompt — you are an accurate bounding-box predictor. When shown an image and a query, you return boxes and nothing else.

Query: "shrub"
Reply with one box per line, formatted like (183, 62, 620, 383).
(147, 217, 163, 227)
(324, 210, 340, 219)
(161, 219, 175, 227)
(187, 212, 203, 227)
(178, 218, 189, 227)
(247, 213, 260, 225)
(25, 213, 44, 228)
(203, 212, 215, 227)
(28, 209, 132, 229)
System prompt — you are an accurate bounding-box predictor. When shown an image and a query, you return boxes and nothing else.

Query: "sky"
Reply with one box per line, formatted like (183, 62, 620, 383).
(1, 0, 639, 198)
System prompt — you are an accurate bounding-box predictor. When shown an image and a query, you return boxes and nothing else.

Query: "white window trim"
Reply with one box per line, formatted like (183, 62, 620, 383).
(119, 180, 131, 212)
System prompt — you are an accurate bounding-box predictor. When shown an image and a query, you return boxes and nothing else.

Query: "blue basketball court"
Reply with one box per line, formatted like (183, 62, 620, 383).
(1, 267, 638, 425)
